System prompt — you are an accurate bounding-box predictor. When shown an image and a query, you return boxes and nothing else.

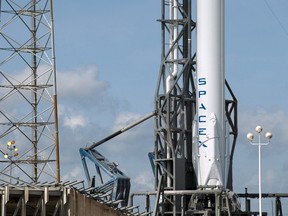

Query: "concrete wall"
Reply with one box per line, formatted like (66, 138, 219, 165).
(69, 189, 125, 216)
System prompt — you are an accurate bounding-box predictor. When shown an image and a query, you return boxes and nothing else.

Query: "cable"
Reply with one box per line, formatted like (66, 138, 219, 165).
(263, 0, 288, 37)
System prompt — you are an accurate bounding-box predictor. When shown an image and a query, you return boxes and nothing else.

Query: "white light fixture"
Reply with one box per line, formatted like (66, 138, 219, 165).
(247, 125, 272, 216)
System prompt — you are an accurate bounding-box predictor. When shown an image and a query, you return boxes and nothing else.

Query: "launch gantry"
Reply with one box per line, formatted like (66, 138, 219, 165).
(153, 0, 238, 215)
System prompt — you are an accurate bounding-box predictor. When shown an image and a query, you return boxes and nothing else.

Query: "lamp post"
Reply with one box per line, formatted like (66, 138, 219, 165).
(247, 126, 272, 216)
(4, 140, 19, 183)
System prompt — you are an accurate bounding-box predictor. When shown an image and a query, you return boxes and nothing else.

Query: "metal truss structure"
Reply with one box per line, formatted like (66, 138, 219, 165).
(154, 1, 197, 214)
(0, 0, 60, 183)
(79, 148, 131, 206)
(153, 0, 238, 215)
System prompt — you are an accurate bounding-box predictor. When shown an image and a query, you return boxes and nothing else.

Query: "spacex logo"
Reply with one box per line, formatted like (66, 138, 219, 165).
(198, 77, 207, 137)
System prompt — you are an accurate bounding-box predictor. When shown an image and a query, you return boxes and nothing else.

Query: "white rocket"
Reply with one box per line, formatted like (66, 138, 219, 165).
(194, 0, 229, 188)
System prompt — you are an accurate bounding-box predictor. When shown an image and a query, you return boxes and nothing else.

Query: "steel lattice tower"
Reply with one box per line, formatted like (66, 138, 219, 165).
(154, 0, 197, 214)
(0, 0, 60, 183)
(153, 0, 237, 215)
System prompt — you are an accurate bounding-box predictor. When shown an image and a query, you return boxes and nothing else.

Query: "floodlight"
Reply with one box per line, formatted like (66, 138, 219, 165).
(265, 132, 272, 140)
(247, 133, 254, 141)
(255, 126, 262, 133)
(7, 140, 15, 146)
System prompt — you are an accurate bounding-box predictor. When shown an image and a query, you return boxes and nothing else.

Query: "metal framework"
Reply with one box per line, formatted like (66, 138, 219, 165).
(154, 1, 197, 214)
(79, 148, 131, 206)
(237, 190, 288, 216)
(0, 0, 60, 183)
(153, 0, 238, 215)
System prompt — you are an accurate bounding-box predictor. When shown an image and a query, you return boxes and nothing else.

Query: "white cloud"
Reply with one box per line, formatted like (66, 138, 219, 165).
(133, 171, 154, 191)
(63, 114, 87, 130)
(58, 105, 88, 130)
(57, 65, 109, 102)
(56, 65, 122, 118)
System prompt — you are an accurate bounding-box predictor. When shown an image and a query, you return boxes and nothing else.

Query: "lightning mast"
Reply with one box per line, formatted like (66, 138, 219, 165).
(0, 0, 60, 183)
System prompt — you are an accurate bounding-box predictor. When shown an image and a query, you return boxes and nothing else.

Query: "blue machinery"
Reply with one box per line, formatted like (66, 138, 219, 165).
(79, 148, 131, 206)
(79, 112, 155, 206)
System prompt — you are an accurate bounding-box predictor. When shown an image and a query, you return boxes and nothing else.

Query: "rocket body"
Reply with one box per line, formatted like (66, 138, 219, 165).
(194, 0, 228, 188)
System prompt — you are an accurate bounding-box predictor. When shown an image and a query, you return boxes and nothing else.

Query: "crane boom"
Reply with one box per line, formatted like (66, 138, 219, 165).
(85, 111, 156, 150)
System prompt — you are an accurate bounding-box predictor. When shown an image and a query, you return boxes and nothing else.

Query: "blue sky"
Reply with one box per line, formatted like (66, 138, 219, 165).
(53, 0, 288, 214)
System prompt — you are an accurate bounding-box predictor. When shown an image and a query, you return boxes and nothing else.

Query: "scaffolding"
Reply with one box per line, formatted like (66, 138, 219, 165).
(0, 0, 60, 183)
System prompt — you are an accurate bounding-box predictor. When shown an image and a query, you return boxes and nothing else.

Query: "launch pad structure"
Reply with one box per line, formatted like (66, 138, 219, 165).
(152, 0, 238, 214)
(0, 0, 287, 216)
